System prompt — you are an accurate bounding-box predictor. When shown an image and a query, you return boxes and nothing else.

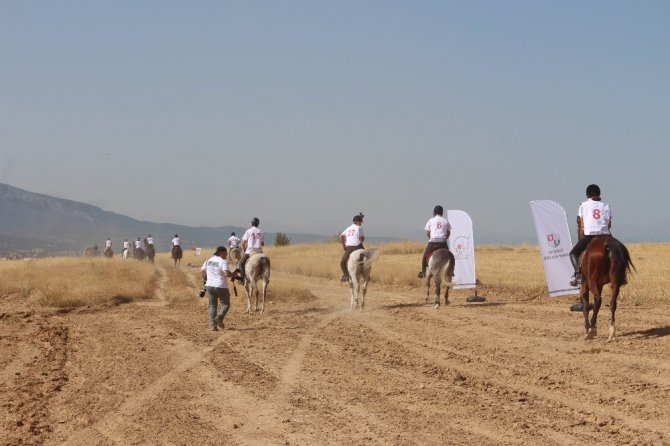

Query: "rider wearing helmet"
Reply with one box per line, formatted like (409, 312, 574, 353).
(339, 213, 365, 282)
(569, 184, 612, 286)
(418, 205, 451, 279)
(237, 218, 264, 285)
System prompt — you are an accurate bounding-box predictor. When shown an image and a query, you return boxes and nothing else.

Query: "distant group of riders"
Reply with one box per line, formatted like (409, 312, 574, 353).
(92, 233, 184, 265)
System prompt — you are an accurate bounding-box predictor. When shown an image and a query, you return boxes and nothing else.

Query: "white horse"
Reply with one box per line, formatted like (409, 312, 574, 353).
(121, 248, 130, 260)
(425, 248, 455, 308)
(244, 253, 271, 315)
(346, 248, 381, 311)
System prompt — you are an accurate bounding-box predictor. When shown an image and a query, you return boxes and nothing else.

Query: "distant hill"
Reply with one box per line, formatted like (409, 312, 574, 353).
(0, 182, 335, 256)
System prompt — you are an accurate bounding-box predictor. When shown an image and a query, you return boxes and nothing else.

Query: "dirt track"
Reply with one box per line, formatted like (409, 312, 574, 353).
(2, 262, 670, 445)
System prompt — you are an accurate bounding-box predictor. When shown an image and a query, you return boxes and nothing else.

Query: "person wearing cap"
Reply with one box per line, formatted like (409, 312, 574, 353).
(200, 246, 239, 331)
(172, 234, 180, 247)
(418, 205, 451, 279)
(339, 213, 365, 282)
(569, 184, 612, 287)
(228, 232, 241, 249)
(237, 218, 264, 285)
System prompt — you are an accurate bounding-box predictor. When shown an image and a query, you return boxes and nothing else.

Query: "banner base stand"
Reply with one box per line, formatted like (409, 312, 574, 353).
(466, 290, 486, 303)
(570, 302, 594, 312)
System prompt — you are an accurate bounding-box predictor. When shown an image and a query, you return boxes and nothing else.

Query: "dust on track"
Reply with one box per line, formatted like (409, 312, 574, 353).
(1, 262, 669, 445)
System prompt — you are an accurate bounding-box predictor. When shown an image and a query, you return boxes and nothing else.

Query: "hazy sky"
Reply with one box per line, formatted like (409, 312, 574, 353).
(2, 1, 668, 243)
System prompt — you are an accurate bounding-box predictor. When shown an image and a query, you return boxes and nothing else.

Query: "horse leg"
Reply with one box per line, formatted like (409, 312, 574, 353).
(581, 285, 593, 340)
(608, 283, 620, 342)
(586, 283, 604, 340)
(360, 278, 368, 312)
(245, 283, 252, 315)
(260, 279, 267, 315)
(444, 282, 450, 306)
(425, 275, 431, 304)
(434, 277, 441, 309)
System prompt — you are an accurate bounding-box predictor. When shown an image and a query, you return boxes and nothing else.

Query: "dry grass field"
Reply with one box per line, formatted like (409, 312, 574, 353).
(1, 242, 669, 445)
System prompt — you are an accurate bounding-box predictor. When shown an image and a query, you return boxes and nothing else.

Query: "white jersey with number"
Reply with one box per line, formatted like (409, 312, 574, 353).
(123, 241, 130, 249)
(242, 227, 264, 254)
(341, 224, 364, 246)
(172, 237, 180, 246)
(578, 199, 611, 236)
(147, 237, 154, 245)
(228, 236, 241, 248)
(425, 216, 451, 242)
(104, 240, 112, 248)
(201, 256, 230, 289)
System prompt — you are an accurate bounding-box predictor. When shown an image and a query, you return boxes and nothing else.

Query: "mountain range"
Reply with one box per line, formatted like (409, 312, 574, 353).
(0, 182, 338, 256)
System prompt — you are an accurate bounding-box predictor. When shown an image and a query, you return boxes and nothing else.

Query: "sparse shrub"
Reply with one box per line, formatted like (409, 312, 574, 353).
(274, 233, 291, 247)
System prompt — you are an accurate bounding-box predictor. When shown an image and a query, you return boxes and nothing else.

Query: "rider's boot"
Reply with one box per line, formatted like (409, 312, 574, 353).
(569, 253, 582, 287)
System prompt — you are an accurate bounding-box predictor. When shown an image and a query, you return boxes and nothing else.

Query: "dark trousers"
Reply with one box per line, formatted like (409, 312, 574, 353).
(569, 235, 596, 271)
(239, 253, 250, 278)
(421, 241, 449, 273)
(341, 244, 364, 276)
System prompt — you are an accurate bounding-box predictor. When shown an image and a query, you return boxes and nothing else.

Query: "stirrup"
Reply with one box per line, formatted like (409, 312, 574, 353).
(340, 274, 349, 283)
(417, 271, 425, 279)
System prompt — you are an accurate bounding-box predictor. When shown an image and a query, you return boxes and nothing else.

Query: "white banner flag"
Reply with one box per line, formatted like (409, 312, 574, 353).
(529, 200, 579, 297)
(447, 210, 476, 289)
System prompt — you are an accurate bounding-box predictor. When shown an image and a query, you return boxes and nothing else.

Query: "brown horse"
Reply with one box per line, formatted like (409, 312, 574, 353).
(103, 247, 114, 258)
(144, 239, 155, 264)
(579, 235, 635, 341)
(171, 245, 183, 266)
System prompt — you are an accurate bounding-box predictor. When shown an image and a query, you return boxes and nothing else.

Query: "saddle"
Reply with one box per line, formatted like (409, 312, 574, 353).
(425, 243, 449, 262)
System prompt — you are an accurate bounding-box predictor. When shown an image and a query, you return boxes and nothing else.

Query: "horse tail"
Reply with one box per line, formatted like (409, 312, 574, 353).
(260, 256, 271, 280)
(440, 250, 456, 284)
(357, 248, 381, 267)
(606, 238, 635, 284)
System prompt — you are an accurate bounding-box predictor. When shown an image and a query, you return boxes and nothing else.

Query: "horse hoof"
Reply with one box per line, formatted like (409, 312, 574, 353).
(584, 329, 597, 340)
(444, 299, 450, 306)
(434, 304, 440, 309)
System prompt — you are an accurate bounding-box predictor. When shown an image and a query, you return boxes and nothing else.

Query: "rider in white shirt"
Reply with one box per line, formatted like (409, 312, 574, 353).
(339, 213, 365, 282)
(418, 205, 452, 279)
(569, 184, 612, 286)
(123, 239, 130, 250)
(104, 238, 112, 249)
(228, 232, 241, 249)
(147, 234, 154, 246)
(237, 218, 264, 285)
(172, 235, 180, 246)
(134, 237, 142, 250)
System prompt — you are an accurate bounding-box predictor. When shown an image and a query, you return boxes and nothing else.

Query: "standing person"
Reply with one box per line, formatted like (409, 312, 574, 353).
(228, 232, 241, 249)
(147, 234, 154, 246)
(569, 184, 612, 286)
(172, 234, 180, 247)
(237, 218, 264, 285)
(200, 247, 238, 331)
(339, 213, 365, 282)
(418, 205, 451, 279)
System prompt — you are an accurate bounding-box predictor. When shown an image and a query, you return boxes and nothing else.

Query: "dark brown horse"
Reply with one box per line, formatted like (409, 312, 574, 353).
(103, 247, 114, 258)
(144, 239, 155, 264)
(579, 235, 634, 341)
(171, 245, 183, 266)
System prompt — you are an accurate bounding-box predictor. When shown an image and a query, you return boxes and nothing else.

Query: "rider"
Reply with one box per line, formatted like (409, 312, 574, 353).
(418, 205, 451, 279)
(172, 234, 180, 247)
(147, 234, 154, 246)
(228, 232, 241, 249)
(237, 218, 264, 285)
(339, 213, 365, 282)
(569, 184, 612, 286)
(104, 238, 112, 252)
(134, 237, 142, 250)
(123, 239, 130, 251)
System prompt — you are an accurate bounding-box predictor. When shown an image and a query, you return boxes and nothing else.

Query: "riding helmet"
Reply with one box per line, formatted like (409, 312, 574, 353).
(586, 184, 601, 198)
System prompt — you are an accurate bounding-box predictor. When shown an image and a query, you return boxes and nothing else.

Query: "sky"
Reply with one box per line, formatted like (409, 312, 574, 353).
(1, 1, 669, 243)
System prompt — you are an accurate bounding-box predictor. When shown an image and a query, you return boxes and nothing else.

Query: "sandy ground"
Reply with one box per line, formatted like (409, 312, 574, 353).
(1, 263, 669, 446)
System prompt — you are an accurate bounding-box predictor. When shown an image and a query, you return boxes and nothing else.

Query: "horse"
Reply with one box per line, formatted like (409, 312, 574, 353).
(424, 248, 456, 309)
(103, 247, 114, 258)
(121, 248, 130, 260)
(133, 248, 146, 261)
(243, 253, 271, 315)
(346, 248, 381, 311)
(171, 245, 183, 266)
(578, 235, 635, 341)
(228, 247, 243, 271)
(144, 239, 155, 264)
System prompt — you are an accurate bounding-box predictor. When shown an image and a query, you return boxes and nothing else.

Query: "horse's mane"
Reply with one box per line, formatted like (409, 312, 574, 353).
(606, 238, 635, 284)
